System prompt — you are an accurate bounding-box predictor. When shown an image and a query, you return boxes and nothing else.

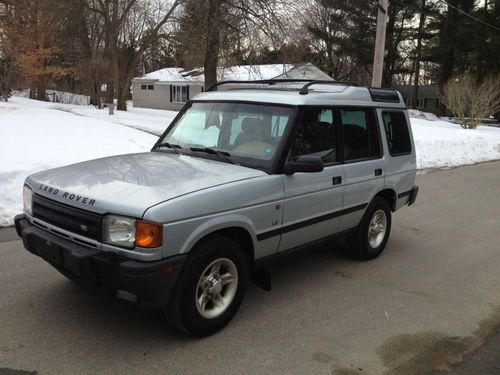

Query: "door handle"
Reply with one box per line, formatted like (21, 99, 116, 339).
(375, 168, 383, 176)
(332, 176, 342, 185)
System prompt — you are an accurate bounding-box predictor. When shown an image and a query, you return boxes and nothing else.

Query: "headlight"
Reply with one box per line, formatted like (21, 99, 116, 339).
(23, 184, 33, 215)
(102, 215, 163, 249)
(103, 215, 136, 249)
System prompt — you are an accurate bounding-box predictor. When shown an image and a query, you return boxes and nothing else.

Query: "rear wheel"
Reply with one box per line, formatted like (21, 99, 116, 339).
(348, 197, 392, 260)
(164, 236, 249, 336)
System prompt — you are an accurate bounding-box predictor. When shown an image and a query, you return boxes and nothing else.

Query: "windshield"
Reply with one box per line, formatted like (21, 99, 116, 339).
(157, 102, 295, 169)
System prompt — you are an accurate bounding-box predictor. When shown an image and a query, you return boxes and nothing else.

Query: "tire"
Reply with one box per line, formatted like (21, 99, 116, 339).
(164, 236, 250, 337)
(347, 197, 392, 260)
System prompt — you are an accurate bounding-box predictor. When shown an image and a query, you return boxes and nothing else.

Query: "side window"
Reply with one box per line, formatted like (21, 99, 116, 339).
(382, 111, 412, 156)
(340, 108, 380, 161)
(291, 107, 337, 164)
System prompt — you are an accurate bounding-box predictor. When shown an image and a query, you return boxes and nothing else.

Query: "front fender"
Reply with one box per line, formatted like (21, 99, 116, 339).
(178, 214, 257, 254)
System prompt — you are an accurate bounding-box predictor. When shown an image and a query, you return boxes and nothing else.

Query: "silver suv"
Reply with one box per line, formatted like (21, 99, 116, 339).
(15, 80, 418, 336)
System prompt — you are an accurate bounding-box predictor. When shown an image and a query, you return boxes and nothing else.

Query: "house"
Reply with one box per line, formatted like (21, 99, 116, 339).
(132, 63, 332, 111)
(394, 85, 444, 115)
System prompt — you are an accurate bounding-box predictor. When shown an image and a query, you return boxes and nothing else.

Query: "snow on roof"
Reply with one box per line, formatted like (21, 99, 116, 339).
(134, 64, 298, 83)
(221, 64, 293, 81)
(136, 67, 205, 82)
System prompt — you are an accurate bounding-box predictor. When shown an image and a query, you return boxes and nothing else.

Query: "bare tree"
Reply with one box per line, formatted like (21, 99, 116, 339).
(442, 73, 500, 129)
(176, 0, 295, 90)
(469, 75, 500, 128)
(85, 0, 181, 110)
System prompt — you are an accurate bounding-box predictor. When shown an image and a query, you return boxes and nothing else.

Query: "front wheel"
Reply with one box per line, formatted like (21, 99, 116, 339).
(164, 236, 249, 336)
(348, 197, 392, 260)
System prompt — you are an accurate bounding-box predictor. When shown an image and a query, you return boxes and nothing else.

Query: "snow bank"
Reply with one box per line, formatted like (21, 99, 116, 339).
(67, 103, 177, 136)
(408, 109, 440, 122)
(0, 97, 158, 226)
(410, 118, 500, 170)
(13, 90, 91, 106)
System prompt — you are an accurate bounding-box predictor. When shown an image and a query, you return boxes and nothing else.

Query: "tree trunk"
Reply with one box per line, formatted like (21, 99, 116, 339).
(438, 1, 458, 115)
(204, 0, 222, 90)
(117, 66, 136, 111)
(412, 0, 426, 109)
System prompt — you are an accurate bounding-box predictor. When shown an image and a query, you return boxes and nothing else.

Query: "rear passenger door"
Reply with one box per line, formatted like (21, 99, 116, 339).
(338, 108, 385, 232)
(279, 107, 345, 252)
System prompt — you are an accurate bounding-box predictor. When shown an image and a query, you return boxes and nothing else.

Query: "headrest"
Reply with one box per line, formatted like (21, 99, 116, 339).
(342, 124, 367, 138)
(242, 118, 265, 133)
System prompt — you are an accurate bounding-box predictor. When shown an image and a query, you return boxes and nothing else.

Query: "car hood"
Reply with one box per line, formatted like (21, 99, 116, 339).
(26, 152, 266, 218)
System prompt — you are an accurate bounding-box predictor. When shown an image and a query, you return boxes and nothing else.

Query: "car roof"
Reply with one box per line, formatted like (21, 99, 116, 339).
(192, 82, 407, 109)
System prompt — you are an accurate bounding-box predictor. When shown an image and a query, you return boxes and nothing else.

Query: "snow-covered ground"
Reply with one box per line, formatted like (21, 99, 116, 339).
(1, 97, 500, 226)
(0, 97, 162, 226)
(411, 116, 500, 170)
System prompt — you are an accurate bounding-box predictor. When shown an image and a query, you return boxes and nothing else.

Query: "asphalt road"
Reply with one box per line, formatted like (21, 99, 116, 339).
(1, 161, 500, 375)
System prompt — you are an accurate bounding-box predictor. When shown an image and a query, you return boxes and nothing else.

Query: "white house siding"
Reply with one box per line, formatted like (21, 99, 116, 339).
(132, 82, 203, 111)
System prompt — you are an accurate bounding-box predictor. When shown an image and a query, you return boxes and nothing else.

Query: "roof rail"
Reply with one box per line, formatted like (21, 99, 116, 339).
(205, 79, 313, 92)
(298, 80, 358, 95)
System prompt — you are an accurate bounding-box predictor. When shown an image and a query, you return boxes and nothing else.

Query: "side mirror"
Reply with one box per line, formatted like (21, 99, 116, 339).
(284, 155, 324, 175)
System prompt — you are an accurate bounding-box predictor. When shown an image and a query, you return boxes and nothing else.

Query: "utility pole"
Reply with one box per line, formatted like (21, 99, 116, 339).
(371, 0, 389, 88)
(413, 0, 426, 108)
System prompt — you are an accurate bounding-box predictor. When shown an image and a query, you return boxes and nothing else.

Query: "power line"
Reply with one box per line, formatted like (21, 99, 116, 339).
(434, 0, 500, 32)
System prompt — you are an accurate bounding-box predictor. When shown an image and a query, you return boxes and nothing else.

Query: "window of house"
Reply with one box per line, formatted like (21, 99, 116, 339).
(291, 107, 337, 164)
(340, 108, 380, 161)
(171, 85, 189, 103)
(147, 85, 154, 90)
(141, 84, 154, 90)
(382, 111, 412, 156)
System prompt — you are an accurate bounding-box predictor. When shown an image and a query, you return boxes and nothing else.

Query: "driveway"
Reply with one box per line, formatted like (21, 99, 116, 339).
(1, 161, 499, 374)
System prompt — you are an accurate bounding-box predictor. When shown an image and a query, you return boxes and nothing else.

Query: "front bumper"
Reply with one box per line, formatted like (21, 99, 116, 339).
(15, 214, 186, 310)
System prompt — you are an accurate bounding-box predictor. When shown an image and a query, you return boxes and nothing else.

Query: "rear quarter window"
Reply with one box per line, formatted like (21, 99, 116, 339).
(382, 111, 412, 156)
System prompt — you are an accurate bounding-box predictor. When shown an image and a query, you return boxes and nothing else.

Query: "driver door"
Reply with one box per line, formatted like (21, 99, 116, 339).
(279, 107, 345, 252)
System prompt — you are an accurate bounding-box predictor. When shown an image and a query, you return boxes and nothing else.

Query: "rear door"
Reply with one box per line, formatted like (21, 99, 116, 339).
(279, 107, 345, 252)
(380, 109, 416, 209)
(337, 107, 385, 232)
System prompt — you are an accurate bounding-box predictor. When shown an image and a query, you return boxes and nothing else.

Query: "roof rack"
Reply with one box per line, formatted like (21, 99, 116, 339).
(205, 79, 358, 93)
(205, 79, 311, 92)
(297, 80, 358, 95)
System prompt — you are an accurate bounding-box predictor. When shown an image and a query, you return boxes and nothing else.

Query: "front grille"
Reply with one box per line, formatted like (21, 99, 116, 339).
(32, 194, 102, 241)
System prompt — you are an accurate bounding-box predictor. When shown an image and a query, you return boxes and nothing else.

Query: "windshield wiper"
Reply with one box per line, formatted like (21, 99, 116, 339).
(190, 147, 238, 165)
(157, 142, 183, 154)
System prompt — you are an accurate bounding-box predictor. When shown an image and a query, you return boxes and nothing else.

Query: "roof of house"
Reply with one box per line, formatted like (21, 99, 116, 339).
(133, 63, 332, 84)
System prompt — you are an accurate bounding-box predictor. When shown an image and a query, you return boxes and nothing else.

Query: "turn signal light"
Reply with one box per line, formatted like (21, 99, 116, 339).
(136, 221, 163, 248)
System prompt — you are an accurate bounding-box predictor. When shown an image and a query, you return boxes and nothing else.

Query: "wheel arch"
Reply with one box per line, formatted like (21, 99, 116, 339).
(181, 220, 256, 269)
(373, 188, 397, 211)
(205, 227, 255, 267)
